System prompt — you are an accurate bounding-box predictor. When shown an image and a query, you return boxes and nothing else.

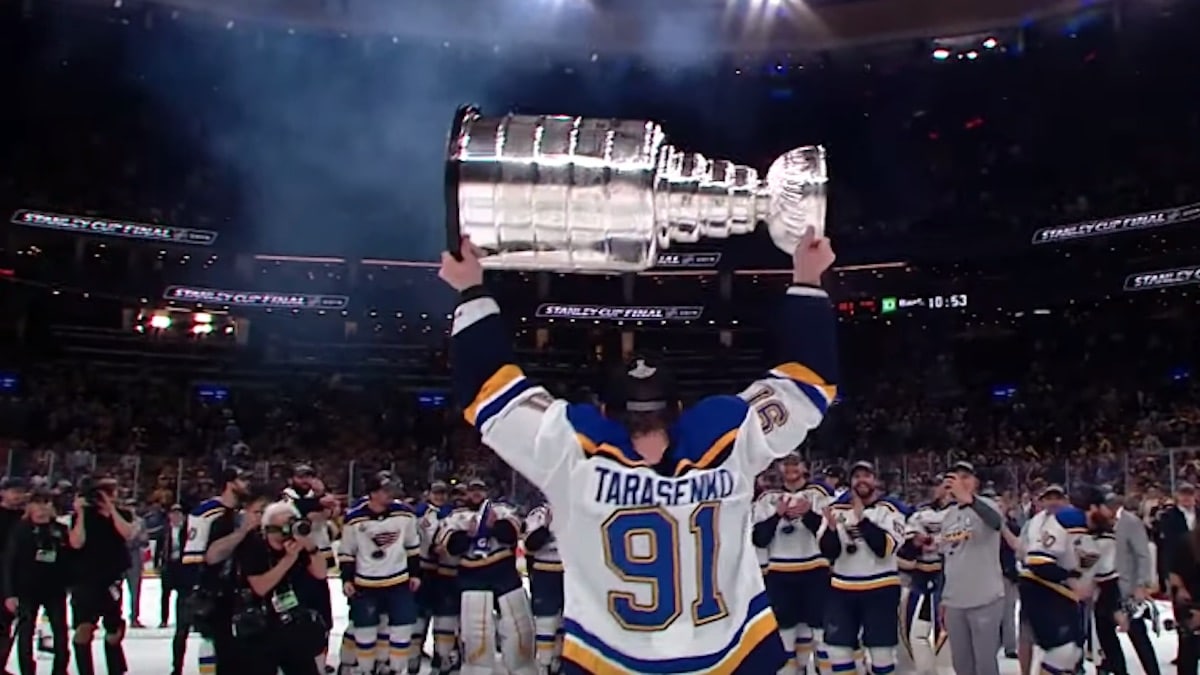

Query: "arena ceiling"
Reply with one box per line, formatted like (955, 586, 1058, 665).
(74, 0, 1102, 51)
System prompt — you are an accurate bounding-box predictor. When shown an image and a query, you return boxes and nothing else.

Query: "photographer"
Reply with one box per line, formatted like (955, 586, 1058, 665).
(3, 487, 71, 675)
(234, 500, 328, 675)
(0, 477, 30, 667)
(66, 477, 135, 675)
(1170, 516, 1200, 675)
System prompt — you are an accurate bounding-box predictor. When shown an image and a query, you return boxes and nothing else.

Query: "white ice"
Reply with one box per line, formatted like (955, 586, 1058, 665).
(16, 578, 1183, 674)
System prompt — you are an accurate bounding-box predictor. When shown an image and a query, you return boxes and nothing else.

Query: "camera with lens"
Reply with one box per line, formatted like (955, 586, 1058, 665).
(265, 519, 312, 539)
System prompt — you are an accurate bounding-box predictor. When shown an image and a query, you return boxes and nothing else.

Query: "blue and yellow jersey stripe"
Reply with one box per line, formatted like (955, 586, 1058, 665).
(768, 362, 837, 414)
(561, 591, 784, 674)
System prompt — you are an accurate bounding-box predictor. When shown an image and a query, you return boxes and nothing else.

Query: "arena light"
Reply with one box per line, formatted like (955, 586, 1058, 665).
(149, 315, 171, 330)
(192, 323, 213, 335)
(932, 48, 951, 61)
(982, 37, 998, 49)
(193, 312, 213, 324)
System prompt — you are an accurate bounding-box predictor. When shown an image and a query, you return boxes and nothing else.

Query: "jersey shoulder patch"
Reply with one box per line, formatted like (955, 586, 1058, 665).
(413, 502, 430, 517)
(669, 395, 748, 474)
(881, 496, 913, 517)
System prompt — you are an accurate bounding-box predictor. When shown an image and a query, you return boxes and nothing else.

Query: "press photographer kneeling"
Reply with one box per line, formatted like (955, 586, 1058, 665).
(234, 500, 328, 675)
(68, 477, 135, 675)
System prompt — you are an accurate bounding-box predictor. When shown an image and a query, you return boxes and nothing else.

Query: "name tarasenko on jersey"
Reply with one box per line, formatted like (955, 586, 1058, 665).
(592, 466, 736, 507)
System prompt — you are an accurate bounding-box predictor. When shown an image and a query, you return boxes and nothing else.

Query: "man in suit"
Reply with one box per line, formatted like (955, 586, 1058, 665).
(1159, 484, 1196, 589)
(1099, 493, 1161, 674)
(154, 504, 191, 675)
(154, 504, 187, 627)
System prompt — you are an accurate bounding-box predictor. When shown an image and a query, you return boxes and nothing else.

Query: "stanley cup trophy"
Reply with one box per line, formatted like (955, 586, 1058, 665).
(444, 105, 827, 273)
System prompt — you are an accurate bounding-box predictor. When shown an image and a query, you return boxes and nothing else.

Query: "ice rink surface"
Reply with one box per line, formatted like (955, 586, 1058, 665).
(20, 578, 1182, 674)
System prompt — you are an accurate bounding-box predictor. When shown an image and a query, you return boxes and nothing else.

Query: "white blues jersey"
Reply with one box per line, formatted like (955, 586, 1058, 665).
(437, 501, 523, 572)
(430, 514, 461, 578)
(752, 482, 832, 574)
(904, 502, 952, 575)
(182, 497, 230, 566)
(825, 495, 907, 592)
(447, 286, 838, 674)
(339, 501, 421, 588)
(1094, 527, 1117, 582)
(415, 502, 445, 574)
(1020, 507, 1098, 600)
(524, 504, 562, 572)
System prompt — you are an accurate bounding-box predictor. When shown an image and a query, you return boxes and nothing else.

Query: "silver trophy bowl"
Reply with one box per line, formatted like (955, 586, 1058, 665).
(444, 105, 827, 273)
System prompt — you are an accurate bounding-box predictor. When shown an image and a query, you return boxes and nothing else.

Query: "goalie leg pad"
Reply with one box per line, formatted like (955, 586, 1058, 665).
(458, 590, 496, 675)
(497, 586, 537, 675)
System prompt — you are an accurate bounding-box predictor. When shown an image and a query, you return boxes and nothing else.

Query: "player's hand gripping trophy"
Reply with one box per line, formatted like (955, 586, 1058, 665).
(442, 105, 827, 273)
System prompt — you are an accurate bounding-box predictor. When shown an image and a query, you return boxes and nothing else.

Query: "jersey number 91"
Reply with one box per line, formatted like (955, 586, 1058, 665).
(601, 502, 729, 631)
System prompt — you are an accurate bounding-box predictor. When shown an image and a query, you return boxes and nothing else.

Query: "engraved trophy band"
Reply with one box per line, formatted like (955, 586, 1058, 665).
(444, 104, 828, 273)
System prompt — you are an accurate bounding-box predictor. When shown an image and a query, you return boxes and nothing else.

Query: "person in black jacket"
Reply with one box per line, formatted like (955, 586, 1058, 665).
(0, 477, 30, 668)
(3, 487, 72, 675)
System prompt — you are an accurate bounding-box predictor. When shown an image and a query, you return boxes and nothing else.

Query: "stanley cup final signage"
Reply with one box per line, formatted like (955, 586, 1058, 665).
(534, 304, 704, 321)
(163, 285, 350, 310)
(445, 105, 827, 273)
(12, 209, 219, 246)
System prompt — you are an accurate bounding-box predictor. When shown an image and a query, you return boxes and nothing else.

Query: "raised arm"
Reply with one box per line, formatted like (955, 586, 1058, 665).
(441, 240, 580, 492)
(735, 231, 839, 475)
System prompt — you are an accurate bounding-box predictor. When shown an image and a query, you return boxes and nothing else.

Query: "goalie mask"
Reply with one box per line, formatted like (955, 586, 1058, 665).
(601, 356, 681, 432)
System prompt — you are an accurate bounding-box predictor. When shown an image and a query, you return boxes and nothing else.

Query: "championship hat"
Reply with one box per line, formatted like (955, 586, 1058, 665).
(602, 356, 679, 415)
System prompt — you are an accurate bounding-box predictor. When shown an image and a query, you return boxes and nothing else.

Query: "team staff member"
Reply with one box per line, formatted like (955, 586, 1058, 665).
(3, 487, 72, 675)
(939, 461, 1005, 675)
(0, 477, 30, 667)
(1171, 518, 1200, 675)
(67, 478, 136, 675)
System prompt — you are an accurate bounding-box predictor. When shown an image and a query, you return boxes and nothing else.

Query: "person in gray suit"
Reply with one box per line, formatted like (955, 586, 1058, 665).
(1095, 493, 1161, 674)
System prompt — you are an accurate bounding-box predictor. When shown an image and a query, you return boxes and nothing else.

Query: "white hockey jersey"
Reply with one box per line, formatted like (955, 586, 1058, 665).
(825, 494, 907, 592)
(416, 502, 447, 575)
(430, 514, 461, 579)
(904, 502, 952, 575)
(1093, 528, 1117, 583)
(448, 287, 837, 674)
(181, 497, 234, 566)
(339, 501, 421, 588)
(752, 482, 832, 574)
(436, 501, 523, 574)
(1020, 507, 1099, 601)
(524, 504, 562, 572)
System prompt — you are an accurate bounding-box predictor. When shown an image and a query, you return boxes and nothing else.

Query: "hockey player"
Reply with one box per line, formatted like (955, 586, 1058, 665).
(752, 453, 833, 675)
(339, 473, 422, 675)
(524, 499, 564, 675)
(181, 467, 256, 674)
(410, 480, 451, 675)
(428, 495, 464, 675)
(440, 229, 838, 674)
(819, 461, 908, 675)
(896, 475, 952, 675)
(1018, 484, 1104, 675)
(437, 478, 535, 675)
